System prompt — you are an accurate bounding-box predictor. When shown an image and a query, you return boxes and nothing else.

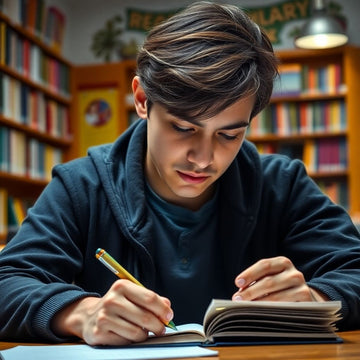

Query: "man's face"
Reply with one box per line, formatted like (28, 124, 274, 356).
(144, 96, 255, 210)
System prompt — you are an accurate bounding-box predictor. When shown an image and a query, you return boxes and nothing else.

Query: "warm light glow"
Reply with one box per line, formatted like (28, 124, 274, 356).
(294, 0, 348, 50)
(295, 33, 348, 49)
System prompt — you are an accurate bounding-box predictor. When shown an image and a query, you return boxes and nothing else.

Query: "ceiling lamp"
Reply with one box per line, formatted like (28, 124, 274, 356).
(294, 0, 348, 49)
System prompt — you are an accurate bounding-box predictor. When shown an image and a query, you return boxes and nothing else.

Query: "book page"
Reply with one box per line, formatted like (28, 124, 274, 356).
(136, 323, 205, 346)
(203, 299, 342, 342)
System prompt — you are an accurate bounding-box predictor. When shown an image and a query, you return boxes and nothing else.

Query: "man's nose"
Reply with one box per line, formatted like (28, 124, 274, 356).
(187, 136, 214, 169)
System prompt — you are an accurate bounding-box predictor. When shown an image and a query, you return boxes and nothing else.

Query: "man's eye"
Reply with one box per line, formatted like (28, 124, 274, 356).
(172, 124, 193, 133)
(220, 133, 238, 141)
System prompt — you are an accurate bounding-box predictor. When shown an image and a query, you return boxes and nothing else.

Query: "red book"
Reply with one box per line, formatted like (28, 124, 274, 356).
(45, 101, 53, 135)
(29, 90, 38, 130)
(26, 0, 38, 34)
(46, 6, 66, 53)
(22, 39, 30, 77)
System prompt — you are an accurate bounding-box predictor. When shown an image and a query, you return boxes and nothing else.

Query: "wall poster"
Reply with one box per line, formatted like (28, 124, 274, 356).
(78, 87, 119, 157)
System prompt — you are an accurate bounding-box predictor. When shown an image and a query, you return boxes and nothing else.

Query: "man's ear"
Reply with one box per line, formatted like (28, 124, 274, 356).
(132, 76, 148, 119)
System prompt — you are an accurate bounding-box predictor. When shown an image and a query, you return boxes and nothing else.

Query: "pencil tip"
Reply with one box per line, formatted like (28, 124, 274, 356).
(167, 321, 178, 331)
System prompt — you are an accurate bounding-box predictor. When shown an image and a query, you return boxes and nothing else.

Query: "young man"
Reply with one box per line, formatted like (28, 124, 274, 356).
(0, 1, 359, 346)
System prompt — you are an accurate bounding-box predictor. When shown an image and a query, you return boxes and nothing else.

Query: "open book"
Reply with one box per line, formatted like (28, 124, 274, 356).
(140, 299, 343, 346)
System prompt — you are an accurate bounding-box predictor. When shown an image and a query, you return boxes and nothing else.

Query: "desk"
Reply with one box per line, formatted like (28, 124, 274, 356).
(0, 331, 359, 359)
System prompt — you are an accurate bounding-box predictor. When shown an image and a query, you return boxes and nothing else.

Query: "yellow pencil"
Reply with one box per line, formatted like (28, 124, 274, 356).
(95, 248, 177, 331)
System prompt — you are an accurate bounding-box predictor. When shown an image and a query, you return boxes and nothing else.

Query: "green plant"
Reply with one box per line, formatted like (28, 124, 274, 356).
(91, 15, 124, 62)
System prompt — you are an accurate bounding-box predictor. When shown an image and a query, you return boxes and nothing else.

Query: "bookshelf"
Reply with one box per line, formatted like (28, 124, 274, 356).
(0, 4, 72, 244)
(247, 46, 360, 218)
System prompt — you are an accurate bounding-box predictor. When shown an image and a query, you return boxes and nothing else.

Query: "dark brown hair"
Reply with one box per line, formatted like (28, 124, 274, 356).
(136, 1, 278, 121)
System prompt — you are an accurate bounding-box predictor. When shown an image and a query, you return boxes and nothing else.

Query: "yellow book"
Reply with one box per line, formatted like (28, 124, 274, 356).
(329, 101, 337, 132)
(12, 197, 26, 225)
(327, 64, 336, 94)
(0, 22, 5, 65)
(0, 188, 8, 237)
(44, 145, 54, 181)
(303, 139, 316, 173)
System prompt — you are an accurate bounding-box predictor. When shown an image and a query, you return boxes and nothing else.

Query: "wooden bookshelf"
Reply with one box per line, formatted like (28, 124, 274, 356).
(247, 45, 360, 217)
(0, 7, 72, 244)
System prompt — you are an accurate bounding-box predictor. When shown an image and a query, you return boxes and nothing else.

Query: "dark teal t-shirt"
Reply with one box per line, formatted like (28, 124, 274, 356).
(145, 182, 228, 325)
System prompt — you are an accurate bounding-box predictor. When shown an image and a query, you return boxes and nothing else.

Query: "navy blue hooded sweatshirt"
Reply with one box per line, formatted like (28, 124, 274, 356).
(0, 119, 359, 342)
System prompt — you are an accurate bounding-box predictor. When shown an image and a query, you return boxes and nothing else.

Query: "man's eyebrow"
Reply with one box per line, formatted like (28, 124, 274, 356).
(178, 118, 250, 129)
(220, 121, 250, 129)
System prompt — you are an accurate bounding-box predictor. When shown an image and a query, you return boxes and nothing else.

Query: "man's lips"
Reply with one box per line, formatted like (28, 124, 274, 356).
(177, 171, 210, 184)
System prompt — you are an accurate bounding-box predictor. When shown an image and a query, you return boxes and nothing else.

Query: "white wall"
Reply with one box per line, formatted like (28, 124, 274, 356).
(50, 0, 360, 64)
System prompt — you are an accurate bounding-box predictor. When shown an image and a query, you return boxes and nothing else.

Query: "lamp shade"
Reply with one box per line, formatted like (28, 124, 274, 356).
(295, 0, 348, 49)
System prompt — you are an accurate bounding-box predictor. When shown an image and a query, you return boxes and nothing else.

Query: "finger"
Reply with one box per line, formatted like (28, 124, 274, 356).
(121, 280, 174, 325)
(233, 269, 307, 301)
(88, 292, 164, 345)
(234, 256, 293, 290)
(87, 309, 149, 345)
(245, 283, 312, 302)
(110, 280, 172, 333)
(160, 296, 171, 307)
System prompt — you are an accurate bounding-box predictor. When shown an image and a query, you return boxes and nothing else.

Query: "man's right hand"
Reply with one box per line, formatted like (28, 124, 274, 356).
(51, 279, 174, 345)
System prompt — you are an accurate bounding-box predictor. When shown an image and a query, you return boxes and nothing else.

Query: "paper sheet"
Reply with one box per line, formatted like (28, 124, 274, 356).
(0, 344, 218, 360)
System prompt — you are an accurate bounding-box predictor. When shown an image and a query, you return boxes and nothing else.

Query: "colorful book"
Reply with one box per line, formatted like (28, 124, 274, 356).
(273, 63, 302, 96)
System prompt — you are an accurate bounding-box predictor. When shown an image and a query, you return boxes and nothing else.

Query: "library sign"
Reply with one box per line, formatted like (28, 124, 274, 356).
(125, 8, 179, 32)
(125, 0, 311, 46)
(125, 0, 346, 47)
(246, 0, 311, 45)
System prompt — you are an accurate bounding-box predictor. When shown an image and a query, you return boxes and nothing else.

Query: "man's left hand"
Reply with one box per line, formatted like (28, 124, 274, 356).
(232, 256, 329, 302)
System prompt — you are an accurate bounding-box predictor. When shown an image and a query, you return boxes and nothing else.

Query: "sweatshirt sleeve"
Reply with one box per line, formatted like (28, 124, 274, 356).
(267, 157, 360, 330)
(0, 166, 100, 342)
